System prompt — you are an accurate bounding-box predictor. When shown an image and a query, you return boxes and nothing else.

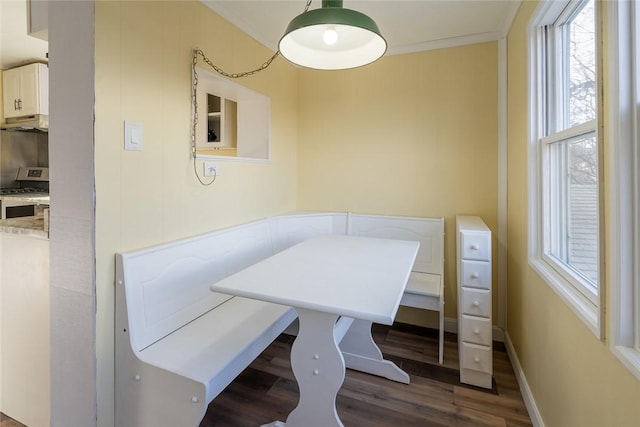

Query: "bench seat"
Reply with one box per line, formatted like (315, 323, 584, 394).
(405, 271, 440, 297)
(139, 297, 296, 404)
(401, 271, 442, 313)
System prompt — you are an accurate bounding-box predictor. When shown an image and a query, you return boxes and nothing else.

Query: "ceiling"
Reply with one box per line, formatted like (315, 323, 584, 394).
(203, 0, 522, 56)
(0, 0, 521, 70)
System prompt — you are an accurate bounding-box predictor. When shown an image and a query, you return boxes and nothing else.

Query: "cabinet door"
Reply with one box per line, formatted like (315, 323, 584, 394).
(2, 68, 21, 118)
(17, 64, 41, 117)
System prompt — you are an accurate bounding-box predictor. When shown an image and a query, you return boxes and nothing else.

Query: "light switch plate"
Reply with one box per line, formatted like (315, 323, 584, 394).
(124, 121, 143, 151)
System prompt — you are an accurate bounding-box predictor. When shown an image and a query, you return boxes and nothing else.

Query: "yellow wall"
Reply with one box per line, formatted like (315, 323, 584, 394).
(93, 2, 298, 425)
(90, 2, 640, 426)
(297, 43, 499, 324)
(506, 2, 640, 425)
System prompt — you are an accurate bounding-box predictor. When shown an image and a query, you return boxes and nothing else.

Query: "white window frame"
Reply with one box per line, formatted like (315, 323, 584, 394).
(608, 0, 640, 380)
(528, 0, 605, 338)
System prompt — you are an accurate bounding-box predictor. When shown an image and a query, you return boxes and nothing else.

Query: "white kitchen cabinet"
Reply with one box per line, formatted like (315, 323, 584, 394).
(456, 215, 492, 389)
(2, 63, 49, 119)
(206, 93, 237, 148)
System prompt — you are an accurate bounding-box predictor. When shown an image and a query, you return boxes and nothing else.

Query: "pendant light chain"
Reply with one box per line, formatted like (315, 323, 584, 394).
(191, 0, 312, 78)
(193, 48, 281, 80)
(191, 0, 313, 185)
(191, 52, 215, 185)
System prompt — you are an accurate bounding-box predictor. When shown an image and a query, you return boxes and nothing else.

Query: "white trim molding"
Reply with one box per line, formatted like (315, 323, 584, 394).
(387, 32, 502, 56)
(498, 37, 508, 330)
(203, 1, 523, 58)
(606, 0, 640, 381)
(527, 0, 604, 339)
(505, 333, 546, 427)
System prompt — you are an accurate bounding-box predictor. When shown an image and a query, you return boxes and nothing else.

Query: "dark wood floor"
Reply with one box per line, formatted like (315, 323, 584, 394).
(1, 324, 531, 427)
(201, 323, 532, 427)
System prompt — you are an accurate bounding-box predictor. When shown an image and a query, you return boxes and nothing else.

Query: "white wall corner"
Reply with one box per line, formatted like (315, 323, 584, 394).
(48, 1, 97, 426)
(501, 1, 523, 38)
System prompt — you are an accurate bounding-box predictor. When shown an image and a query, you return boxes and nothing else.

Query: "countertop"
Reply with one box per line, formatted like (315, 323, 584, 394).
(0, 214, 48, 239)
(0, 193, 50, 204)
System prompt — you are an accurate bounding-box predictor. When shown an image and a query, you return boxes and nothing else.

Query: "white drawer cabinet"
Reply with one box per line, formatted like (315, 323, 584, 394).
(456, 215, 492, 388)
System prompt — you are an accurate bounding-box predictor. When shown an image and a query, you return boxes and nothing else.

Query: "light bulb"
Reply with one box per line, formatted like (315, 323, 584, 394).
(323, 26, 338, 46)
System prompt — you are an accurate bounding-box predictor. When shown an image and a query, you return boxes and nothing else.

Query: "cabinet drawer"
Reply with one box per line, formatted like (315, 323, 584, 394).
(460, 288, 491, 317)
(460, 231, 491, 261)
(461, 315, 492, 346)
(461, 342, 492, 374)
(460, 260, 491, 289)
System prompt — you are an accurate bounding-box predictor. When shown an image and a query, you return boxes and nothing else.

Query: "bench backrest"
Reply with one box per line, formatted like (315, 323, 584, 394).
(347, 213, 445, 275)
(117, 219, 274, 352)
(269, 212, 347, 253)
(116, 212, 443, 353)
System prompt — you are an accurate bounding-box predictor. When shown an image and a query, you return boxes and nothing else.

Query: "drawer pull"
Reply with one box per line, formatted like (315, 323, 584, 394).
(471, 244, 479, 250)
(472, 300, 480, 307)
(471, 272, 479, 279)
(473, 328, 480, 335)
(474, 356, 481, 363)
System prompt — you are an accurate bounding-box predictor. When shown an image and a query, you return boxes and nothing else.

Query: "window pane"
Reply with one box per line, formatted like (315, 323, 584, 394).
(548, 132, 598, 287)
(567, 0, 596, 127)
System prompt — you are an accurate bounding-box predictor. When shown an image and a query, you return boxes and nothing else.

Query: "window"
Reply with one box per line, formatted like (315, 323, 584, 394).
(193, 66, 270, 161)
(608, 0, 640, 379)
(529, 0, 603, 336)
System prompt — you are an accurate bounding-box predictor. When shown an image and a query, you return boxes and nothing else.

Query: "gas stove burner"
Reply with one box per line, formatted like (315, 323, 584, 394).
(0, 187, 46, 195)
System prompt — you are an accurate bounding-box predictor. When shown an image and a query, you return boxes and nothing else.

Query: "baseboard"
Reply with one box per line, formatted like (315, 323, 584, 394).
(444, 316, 458, 334)
(504, 332, 546, 427)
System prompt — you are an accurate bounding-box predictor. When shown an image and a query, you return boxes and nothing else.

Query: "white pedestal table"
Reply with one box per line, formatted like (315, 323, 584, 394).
(210, 235, 419, 427)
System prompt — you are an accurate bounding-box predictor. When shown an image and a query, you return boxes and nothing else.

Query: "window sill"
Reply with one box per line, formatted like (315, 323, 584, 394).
(195, 153, 272, 163)
(612, 346, 640, 382)
(529, 257, 600, 337)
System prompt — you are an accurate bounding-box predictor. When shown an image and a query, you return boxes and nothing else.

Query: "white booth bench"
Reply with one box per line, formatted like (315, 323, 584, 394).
(115, 212, 444, 427)
(348, 213, 446, 364)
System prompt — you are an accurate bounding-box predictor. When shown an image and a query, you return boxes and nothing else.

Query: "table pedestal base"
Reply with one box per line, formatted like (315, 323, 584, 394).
(340, 319, 410, 384)
(286, 308, 345, 427)
(262, 315, 410, 427)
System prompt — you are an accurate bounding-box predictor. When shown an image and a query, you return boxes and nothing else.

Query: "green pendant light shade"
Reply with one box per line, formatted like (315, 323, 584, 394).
(279, 0, 387, 70)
